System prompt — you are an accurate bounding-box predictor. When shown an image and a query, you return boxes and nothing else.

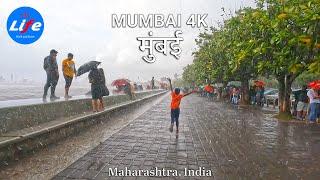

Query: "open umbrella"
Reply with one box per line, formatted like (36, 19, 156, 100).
(254, 80, 265, 87)
(309, 80, 320, 90)
(76, 61, 101, 76)
(111, 79, 130, 87)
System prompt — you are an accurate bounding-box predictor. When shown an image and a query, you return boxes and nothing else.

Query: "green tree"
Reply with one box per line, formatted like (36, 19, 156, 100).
(183, 0, 320, 115)
(254, 0, 320, 115)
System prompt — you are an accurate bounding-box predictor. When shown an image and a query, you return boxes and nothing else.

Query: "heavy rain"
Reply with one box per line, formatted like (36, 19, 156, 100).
(0, 0, 320, 179)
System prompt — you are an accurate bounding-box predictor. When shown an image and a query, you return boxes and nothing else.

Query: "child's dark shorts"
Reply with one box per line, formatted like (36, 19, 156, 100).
(171, 108, 180, 126)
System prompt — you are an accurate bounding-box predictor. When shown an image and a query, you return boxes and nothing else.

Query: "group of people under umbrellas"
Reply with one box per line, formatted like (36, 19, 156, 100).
(249, 80, 265, 106)
(295, 80, 320, 122)
(111, 79, 136, 100)
(42, 49, 109, 112)
(198, 80, 265, 106)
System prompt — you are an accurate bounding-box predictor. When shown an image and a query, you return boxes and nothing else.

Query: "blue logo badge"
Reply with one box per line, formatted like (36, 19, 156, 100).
(7, 7, 44, 44)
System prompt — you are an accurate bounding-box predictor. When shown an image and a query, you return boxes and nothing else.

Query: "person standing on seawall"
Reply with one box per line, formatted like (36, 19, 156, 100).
(62, 53, 76, 99)
(151, 77, 155, 89)
(88, 65, 104, 112)
(97, 67, 109, 110)
(43, 49, 60, 100)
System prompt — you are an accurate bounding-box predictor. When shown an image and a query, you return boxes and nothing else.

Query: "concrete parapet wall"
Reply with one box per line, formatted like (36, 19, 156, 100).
(0, 90, 167, 164)
(0, 90, 162, 135)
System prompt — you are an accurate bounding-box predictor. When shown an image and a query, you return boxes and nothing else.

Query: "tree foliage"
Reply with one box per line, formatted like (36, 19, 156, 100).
(183, 0, 320, 114)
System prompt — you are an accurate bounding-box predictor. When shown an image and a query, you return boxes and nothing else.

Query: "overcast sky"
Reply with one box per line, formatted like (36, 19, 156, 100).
(0, 0, 255, 83)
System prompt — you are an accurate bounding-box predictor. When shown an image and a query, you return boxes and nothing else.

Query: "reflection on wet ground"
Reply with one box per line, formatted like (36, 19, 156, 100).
(188, 97, 320, 179)
(2, 95, 320, 179)
(54, 95, 320, 179)
(0, 94, 167, 179)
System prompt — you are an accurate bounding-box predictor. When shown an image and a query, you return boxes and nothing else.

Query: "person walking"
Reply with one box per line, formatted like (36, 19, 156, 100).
(97, 68, 109, 110)
(249, 85, 256, 105)
(43, 49, 60, 100)
(204, 83, 214, 100)
(307, 86, 320, 123)
(62, 53, 76, 98)
(256, 86, 264, 106)
(231, 87, 239, 105)
(296, 85, 309, 120)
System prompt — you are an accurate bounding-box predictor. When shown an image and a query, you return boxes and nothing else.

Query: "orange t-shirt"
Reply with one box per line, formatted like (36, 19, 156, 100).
(62, 59, 76, 77)
(171, 92, 183, 109)
(204, 85, 214, 93)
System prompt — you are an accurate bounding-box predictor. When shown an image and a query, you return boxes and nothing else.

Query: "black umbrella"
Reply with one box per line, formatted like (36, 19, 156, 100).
(76, 61, 101, 76)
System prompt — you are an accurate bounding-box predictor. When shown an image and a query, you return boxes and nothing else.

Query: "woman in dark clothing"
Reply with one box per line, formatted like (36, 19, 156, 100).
(97, 68, 109, 110)
(88, 66, 103, 112)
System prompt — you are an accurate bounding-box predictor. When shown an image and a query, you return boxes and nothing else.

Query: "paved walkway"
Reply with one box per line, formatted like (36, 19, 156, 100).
(53, 95, 320, 179)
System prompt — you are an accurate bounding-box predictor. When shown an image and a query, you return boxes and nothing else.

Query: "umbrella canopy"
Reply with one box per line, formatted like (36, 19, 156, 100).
(76, 61, 101, 76)
(254, 80, 265, 87)
(111, 79, 130, 87)
(309, 80, 320, 89)
(227, 81, 241, 87)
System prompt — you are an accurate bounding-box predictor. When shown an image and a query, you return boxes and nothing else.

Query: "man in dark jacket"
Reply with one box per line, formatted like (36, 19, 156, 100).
(43, 49, 60, 100)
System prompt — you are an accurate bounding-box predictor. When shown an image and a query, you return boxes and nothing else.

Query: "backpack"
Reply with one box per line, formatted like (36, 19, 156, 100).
(98, 68, 109, 96)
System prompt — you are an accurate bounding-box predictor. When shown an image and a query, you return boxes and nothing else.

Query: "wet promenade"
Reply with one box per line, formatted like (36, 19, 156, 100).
(52, 95, 320, 179)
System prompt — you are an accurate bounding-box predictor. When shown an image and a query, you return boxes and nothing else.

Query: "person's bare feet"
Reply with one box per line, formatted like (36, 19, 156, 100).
(169, 124, 173, 132)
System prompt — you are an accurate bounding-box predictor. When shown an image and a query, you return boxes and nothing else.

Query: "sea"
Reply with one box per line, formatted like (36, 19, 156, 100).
(0, 82, 114, 101)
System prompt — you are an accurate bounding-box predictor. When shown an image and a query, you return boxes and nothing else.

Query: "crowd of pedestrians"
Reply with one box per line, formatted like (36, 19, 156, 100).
(196, 80, 320, 123)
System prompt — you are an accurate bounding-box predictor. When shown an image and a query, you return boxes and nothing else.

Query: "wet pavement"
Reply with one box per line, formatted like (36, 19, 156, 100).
(52, 95, 320, 179)
(0, 93, 167, 180)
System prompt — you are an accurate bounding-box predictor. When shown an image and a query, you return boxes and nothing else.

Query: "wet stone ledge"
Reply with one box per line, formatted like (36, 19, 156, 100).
(0, 90, 161, 134)
(0, 90, 167, 164)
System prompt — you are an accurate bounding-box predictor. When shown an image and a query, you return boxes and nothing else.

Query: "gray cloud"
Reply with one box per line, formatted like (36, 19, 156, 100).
(0, 0, 255, 83)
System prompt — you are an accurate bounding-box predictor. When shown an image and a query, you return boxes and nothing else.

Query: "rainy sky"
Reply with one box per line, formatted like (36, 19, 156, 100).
(0, 0, 255, 83)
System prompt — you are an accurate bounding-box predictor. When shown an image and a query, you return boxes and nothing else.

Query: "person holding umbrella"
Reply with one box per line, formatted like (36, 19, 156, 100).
(254, 80, 265, 107)
(307, 81, 320, 123)
(88, 65, 104, 112)
(296, 85, 309, 120)
(43, 49, 60, 100)
(62, 53, 76, 98)
(97, 68, 109, 110)
(76, 61, 106, 112)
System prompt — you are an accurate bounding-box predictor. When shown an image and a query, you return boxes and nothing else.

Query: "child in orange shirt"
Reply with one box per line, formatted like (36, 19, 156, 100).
(167, 78, 195, 134)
